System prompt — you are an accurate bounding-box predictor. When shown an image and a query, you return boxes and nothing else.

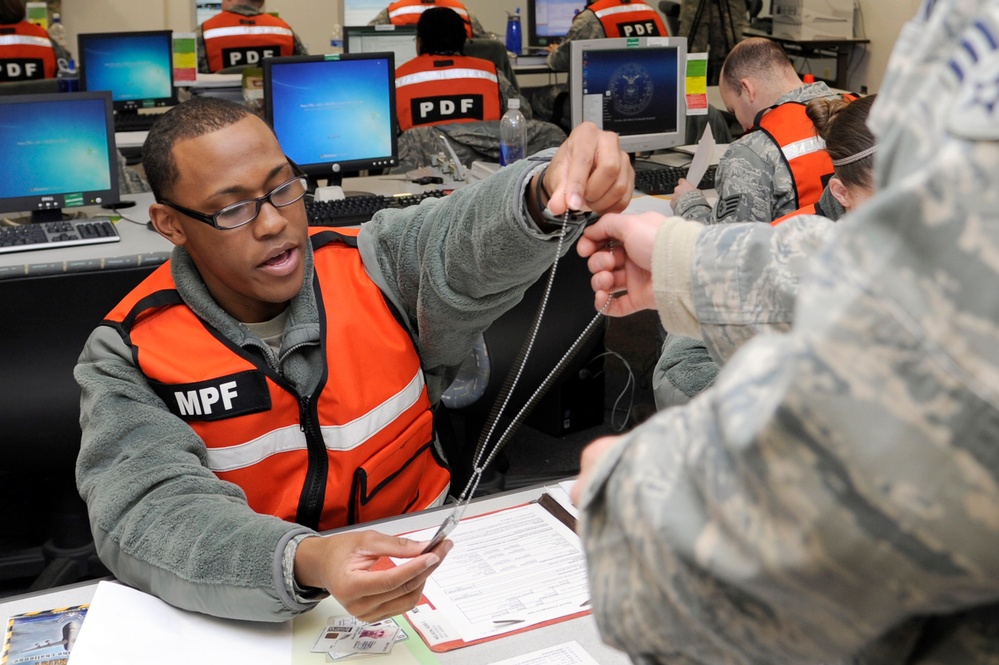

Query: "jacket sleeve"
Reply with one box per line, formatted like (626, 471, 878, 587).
(546, 12, 604, 72)
(357, 152, 585, 402)
(75, 326, 318, 622)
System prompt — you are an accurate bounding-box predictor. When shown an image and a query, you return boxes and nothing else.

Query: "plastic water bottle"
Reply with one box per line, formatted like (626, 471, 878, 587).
(505, 9, 522, 56)
(57, 59, 79, 93)
(48, 12, 66, 49)
(330, 24, 343, 54)
(499, 98, 527, 166)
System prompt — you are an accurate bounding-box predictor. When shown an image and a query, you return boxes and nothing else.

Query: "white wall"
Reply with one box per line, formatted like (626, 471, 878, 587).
(58, 0, 917, 91)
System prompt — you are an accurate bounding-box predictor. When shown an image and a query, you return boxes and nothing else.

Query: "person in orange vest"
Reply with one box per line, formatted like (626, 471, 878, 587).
(673, 37, 850, 225)
(196, 0, 308, 73)
(369, 0, 489, 39)
(546, 0, 669, 72)
(395, 7, 529, 132)
(75, 95, 633, 623)
(0, 0, 70, 81)
(773, 94, 877, 225)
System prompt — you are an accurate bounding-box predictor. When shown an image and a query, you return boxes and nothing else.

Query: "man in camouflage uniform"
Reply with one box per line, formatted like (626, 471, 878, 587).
(572, 0, 999, 662)
(195, 0, 308, 74)
(368, 1, 490, 39)
(672, 37, 838, 225)
(679, 0, 748, 85)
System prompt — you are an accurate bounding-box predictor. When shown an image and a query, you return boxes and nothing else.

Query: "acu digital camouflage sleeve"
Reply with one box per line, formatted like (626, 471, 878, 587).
(578, 1, 999, 663)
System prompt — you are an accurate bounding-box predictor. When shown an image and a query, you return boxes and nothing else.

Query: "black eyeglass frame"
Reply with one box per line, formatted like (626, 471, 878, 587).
(158, 162, 310, 231)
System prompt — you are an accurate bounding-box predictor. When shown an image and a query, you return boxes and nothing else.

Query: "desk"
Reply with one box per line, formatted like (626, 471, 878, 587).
(744, 29, 869, 90)
(0, 483, 630, 665)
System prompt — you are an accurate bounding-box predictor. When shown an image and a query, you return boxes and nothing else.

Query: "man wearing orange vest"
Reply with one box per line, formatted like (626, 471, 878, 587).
(0, 0, 70, 81)
(369, 0, 489, 39)
(196, 0, 307, 73)
(75, 96, 633, 622)
(395, 7, 528, 132)
(545, 0, 668, 71)
(672, 37, 845, 225)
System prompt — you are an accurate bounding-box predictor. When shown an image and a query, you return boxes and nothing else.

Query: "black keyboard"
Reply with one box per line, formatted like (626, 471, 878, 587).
(305, 190, 449, 227)
(634, 164, 717, 195)
(114, 113, 161, 133)
(0, 218, 120, 255)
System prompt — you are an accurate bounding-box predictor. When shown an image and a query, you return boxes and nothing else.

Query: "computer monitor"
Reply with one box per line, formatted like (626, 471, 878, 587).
(263, 53, 399, 187)
(527, 0, 583, 48)
(0, 91, 118, 224)
(344, 25, 418, 67)
(77, 30, 175, 115)
(570, 37, 687, 155)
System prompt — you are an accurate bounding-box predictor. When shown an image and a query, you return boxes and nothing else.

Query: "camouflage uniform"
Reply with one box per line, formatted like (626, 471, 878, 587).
(673, 81, 836, 224)
(546, 10, 606, 72)
(679, 0, 748, 85)
(391, 118, 566, 173)
(196, 4, 309, 74)
(579, 1, 999, 663)
(368, 6, 490, 39)
(115, 151, 150, 195)
(655, 186, 845, 409)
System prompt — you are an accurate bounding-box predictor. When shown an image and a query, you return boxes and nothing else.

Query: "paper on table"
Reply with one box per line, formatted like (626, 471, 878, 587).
(684, 124, 715, 191)
(549, 481, 579, 521)
(67, 581, 291, 665)
(484, 640, 601, 665)
(399, 503, 589, 645)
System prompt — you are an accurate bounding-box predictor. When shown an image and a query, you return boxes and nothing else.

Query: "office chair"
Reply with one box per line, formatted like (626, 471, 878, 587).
(0, 78, 60, 96)
(393, 119, 567, 174)
(0, 264, 158, 592)
(659, 0, 682, 36)
(440, 243, 606, 495)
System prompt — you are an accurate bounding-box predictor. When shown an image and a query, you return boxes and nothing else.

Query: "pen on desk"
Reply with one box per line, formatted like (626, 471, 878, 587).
(491, 618, 525, 625)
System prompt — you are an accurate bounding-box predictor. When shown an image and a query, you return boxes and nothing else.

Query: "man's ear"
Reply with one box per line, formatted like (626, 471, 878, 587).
(740, 77, 756, 102)
(149, 203, 187, 246)
(828, 176, 852, 210)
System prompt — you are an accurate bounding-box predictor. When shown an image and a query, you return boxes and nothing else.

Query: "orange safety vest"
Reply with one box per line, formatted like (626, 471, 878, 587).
(202, 10, 296, 72)
(386, 0, 474, 38)
(771, 201, 821, 226)
(752, 97, 855, 212)
(0, 21, 57, 80)
(102, 230, 450, 530)
(395, 54, 502, 131)
(588, 0, 668, 38)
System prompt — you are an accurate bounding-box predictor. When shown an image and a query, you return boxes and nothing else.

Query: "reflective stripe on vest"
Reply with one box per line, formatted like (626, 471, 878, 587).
(772, 202, 817, 226)
(0, 23, 57, 79)
(395, 55, 502, 131)
(754, 101, 834, 212)
(386, 0, 473, 37)
(102, 229, 450, 530)
(587, 0, 667, 38)
(202, 11, 296, 72)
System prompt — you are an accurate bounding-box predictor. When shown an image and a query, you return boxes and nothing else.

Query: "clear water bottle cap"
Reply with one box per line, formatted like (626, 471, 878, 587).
(508, 98, 520, 110)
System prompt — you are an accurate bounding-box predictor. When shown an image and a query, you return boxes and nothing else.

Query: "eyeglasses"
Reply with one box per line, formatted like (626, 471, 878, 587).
(160, 176, 309, 230)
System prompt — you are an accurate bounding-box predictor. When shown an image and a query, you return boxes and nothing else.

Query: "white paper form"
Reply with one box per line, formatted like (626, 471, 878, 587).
(400, 503, 590, 645)
(67, 581, 291, 665)
(684, 124, 716, 191)
(485, 640, 601, 665)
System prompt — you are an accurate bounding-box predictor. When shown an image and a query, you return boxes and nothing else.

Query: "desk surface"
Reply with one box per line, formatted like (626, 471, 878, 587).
(0, 482, 629, 665)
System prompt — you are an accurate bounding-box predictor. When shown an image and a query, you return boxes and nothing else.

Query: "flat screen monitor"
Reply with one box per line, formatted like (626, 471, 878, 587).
(570, 37, 687, 155)
(77, 30, 175, 114)
(527, 0, 583, 48)
(0, 91, 118, 224)
(344, 26, 418, 67)
(263, 53, 398, 186)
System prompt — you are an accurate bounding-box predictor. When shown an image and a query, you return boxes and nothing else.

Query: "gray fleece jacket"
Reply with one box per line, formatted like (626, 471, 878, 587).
(74, 154, 582, 622)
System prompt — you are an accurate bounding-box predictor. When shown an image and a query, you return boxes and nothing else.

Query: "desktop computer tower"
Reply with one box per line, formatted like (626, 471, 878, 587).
(771, 0, 854, 40)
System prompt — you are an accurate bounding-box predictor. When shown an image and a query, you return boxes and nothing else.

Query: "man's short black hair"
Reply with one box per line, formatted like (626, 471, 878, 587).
(417, 7, 467, 55)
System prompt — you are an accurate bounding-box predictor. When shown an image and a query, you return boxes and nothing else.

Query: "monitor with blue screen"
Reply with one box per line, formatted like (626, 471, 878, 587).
(263, 53, 399, 187)
(570, 37, 687, 154)
(528, 0, 584, 48)
(77, 30, 175, 113)
(0, 91, 118, 223)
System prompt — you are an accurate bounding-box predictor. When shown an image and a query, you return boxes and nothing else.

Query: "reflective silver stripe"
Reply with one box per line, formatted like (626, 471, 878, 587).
(204, 368, 426, 472)
(781, 135, 827, 161)
(396, 67, 498, 88)
(389, 5, 468, 19)
(0, 34, 53, 48)
(593, 4, 655, 19)
(203, 25, 294, 40)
